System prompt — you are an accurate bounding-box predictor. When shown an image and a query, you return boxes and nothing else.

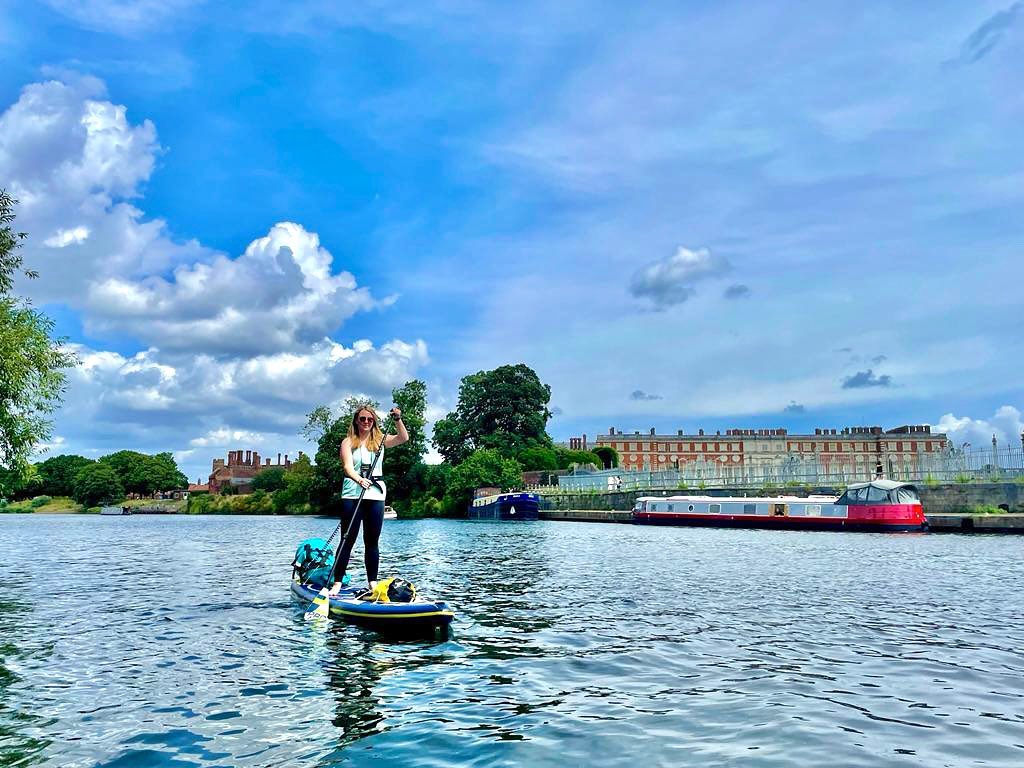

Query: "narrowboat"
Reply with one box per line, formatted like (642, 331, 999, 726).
(632, 480, 926, 532)
(468, 492, 540, 520)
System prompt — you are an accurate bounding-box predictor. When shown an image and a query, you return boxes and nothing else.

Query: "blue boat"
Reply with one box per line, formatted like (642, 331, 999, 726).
(468, 491, 540, 520)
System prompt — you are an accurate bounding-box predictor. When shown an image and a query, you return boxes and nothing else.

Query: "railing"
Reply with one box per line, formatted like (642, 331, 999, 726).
(543, 448, 1024, 493)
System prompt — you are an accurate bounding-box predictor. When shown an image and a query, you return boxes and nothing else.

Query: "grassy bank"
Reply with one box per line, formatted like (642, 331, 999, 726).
(2, 495, 83, 513)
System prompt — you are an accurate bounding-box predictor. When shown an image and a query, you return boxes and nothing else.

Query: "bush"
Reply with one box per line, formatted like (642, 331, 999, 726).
(30, 495, 52, 508)
(971, 504, 1007, 515)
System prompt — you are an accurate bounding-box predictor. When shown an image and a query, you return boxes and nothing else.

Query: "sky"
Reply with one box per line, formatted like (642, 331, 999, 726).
(1, 0, 1022, 483)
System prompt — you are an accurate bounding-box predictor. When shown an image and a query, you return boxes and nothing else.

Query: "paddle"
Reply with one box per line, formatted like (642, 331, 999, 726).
(305, 412, 394, 620)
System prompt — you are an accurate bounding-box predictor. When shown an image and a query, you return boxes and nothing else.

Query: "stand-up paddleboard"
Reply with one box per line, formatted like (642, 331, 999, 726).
(292, 580, 455, 638)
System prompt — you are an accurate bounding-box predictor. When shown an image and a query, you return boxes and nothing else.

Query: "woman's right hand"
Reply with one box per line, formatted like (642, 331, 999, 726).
(359, 477, 372, 489)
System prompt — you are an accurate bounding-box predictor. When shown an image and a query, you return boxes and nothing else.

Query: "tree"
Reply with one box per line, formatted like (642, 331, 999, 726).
(444, 448, 522, 515)
(432, 364, 552, 464)
(36, 454, 95, 497)
(253, 466, 288, 492)
(384, 380, 428, 507)
(310, 417, 348, 515)
(272, 453, 315, 513)
(593, 445, 619, 469)
(517, 446, 559, 471)
(555, 448, 604, 470)
(72, 463, 124, 507)
(99, 450, 154, 495)
(300, 405, 334, 443)
(0, 191, 78, 479)
(146, 453, 188, 492)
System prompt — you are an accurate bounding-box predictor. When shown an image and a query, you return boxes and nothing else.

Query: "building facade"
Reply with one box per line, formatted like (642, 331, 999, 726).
(587, 424, 949, 480)
(207, 450, 302, 494)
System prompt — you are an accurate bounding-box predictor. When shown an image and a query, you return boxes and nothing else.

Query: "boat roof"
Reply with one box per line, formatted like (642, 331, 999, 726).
(844, 479, 917, 491)
(636, 494, 837, 503)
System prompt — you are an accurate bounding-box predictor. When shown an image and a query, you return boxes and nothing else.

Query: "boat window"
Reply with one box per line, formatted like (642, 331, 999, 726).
(743, 503, 756, 514)
(894, 486, 920, 503)
(866, 485, 889, 503)
(710, 503, 721, 514)
(688, 504, 694, 512)
(837, 486, 868, 505)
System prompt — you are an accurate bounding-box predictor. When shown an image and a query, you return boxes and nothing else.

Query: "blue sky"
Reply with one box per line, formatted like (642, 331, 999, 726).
(2, 1, 1022, 483)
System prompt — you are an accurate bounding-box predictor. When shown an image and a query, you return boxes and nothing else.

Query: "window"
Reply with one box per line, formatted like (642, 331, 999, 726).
(710, 503, 721, 514)
(743, 503, 756, 514)
(866, 485, 889, 503)
(895, 486, 920, 503)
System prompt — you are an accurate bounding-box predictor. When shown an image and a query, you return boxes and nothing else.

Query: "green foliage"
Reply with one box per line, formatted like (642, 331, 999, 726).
(384, 380, 428, 506)
(29, 495, 51, 508)
(432, 364, 552, 464)
(271, 453, 315, 514)
(36, 454, 95, 497)
(252, 466, 287, 492)
(923, 474, 939, 488)
(99, 450, 187, 495)
(517, 446, 559, 471)
(72, 463, 124, 507)
(0, 191, 78, 478)
(554, 448, 603, 470)
(955, 473, 973, 484)
(444, 449, 522, 515)
(311, 416, 348, 515)
(971, 504, 1008, 515)
(592, 445, 619, 469)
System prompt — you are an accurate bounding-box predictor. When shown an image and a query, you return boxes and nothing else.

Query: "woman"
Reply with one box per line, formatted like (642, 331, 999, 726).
(329, 404, 408, 595)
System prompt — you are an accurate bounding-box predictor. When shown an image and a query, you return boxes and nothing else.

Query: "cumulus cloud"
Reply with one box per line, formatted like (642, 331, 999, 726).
(0, 77, 214, 303)
(841, 369, 893, 389)
(723, 284, 750, 300)
(630, 246, 731, 309)
(934, 406, 1024, 450)
(784, 401, 806, 413)
(86, 222, 387, 355)
(41, 0, 202, 35)
(630, 390, 663, 401)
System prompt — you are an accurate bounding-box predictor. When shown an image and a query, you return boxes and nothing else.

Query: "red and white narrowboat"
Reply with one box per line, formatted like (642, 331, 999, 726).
(632, 480, 926, 532)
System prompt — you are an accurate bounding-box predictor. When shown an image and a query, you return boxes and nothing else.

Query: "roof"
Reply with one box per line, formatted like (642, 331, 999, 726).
(845, 479, 916, 491)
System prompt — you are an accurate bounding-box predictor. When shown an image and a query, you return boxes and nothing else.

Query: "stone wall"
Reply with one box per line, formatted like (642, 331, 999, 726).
(918, 482, 1022, 513)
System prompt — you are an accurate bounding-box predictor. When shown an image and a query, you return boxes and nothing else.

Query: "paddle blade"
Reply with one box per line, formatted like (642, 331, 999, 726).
(304, 587, 332, 620)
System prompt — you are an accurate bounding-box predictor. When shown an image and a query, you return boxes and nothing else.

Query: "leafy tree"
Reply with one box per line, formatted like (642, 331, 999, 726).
(555, 448, 604, 470)
(593, 445, 619, 469)
(99, 450, 153, 495)
(432, 364, 553, 464)
(443, 449, 522, 515)
(517, 446, 559, 471)
(253, 466, 288, 492)
(310, 417, 348, 515)
(384, 380, 428, 506)
(72, 463, 124, 507)
(300, 405, 334, 443)
(145, 453, 188, 492)
(0, 192, 78, 481)
(272, 453, 315, 513)
(36, 454, 95, 497)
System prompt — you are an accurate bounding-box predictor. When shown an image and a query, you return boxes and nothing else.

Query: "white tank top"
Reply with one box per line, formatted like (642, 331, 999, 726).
(342, 441, 387, 500)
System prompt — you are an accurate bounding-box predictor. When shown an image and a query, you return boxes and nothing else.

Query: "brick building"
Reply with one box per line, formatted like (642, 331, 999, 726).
(582, 424, 949, 479)
(207, 450, 303, 494)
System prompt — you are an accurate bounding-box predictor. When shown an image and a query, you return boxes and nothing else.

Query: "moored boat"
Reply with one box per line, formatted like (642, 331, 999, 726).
(632, 480, 926, 532)
(468, 491, 540, 520)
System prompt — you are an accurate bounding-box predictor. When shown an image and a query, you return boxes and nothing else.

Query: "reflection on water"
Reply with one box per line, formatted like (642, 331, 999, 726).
(1, 514, 1023, 767)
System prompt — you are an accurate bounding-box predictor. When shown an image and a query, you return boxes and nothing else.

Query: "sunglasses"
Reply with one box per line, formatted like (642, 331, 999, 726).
(357, 416, 376, 424)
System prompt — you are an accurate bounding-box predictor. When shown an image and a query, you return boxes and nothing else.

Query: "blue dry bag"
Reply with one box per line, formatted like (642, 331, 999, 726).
(292, 537, 337, 588)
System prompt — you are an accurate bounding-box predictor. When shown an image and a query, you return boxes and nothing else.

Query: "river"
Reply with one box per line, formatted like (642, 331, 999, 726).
(1, 514, 1023, 767)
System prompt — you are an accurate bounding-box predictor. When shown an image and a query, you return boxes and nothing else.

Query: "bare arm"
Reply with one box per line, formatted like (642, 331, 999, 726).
(383, 407, 409, 449)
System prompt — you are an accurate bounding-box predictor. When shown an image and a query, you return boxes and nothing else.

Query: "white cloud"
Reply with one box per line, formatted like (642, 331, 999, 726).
(630, 246, 731, 309)
(43, 226, 91, 248)
(41, 0, 203, 35)
(86, 221, 386, 355)
(934, 406, 1024, 450)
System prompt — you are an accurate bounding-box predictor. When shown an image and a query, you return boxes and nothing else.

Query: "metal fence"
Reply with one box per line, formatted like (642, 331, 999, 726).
(545, 448, 1024, 493)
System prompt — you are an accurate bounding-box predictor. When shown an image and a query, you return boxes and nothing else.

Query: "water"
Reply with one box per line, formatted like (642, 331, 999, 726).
(1, 515, 1023, 768)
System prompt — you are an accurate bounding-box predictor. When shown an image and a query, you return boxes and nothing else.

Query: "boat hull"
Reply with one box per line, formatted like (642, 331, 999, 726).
(468, 492, 539, 520)
(633, 513, 924, 533)
(291, 581, 454, 637)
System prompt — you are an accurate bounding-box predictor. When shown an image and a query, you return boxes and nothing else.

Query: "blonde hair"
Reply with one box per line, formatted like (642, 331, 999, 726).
(348, 405, 384, 451)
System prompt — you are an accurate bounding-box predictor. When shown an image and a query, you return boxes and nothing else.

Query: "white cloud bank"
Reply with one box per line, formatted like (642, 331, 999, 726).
(0, 75, 428, 480)
(934, 406, 1024, 451)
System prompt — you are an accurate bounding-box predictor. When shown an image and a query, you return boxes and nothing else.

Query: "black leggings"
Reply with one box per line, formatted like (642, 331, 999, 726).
(331, 497, 385, 585)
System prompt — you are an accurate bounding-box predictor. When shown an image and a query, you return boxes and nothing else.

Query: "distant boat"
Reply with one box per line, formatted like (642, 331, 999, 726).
(100, 505, 130, 516)
(468, 492, 540, 520)
(384, 505, 398, 520)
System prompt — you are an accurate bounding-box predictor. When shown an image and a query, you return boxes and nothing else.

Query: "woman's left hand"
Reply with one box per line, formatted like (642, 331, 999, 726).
(390, 407, 402, 421)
